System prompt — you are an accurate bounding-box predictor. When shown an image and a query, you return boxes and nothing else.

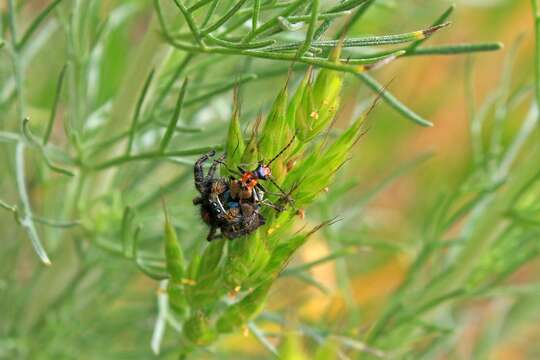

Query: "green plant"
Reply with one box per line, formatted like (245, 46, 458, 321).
(4, 1, 538, 359)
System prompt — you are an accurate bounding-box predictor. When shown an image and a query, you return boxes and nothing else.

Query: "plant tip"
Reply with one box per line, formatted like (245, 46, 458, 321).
(423, 22, 452, 38)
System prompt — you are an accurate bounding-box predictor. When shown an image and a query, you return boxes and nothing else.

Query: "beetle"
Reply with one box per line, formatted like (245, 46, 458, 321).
(193, 151, 267, 241)
(222, 136, 297, 209)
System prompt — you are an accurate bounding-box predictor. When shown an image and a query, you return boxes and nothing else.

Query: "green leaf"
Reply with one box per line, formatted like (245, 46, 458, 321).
(163, 200, 185, 282)
(42, 64, 66, 145)
(17, 0, 63, 50)
(126, 69, 155, 156)
(160, 78, 188, 152)
(259, 85, 290, 162)
(226, 89, 246, 168)
(357, 73, 433, 127)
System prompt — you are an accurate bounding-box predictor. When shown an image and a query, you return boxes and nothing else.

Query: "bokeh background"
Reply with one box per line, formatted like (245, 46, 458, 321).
(1, 0, 538, 359)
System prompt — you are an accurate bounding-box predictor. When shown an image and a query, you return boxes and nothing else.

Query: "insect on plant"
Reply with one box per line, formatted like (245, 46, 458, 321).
(227, 135, 297, 208)
(0, 0, 517, 357)
(193, 150, 267, 241)
(193, 136, 297, 241)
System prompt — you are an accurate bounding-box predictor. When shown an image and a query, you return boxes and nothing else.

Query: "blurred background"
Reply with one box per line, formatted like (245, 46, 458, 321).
(1, 0, 538, 359)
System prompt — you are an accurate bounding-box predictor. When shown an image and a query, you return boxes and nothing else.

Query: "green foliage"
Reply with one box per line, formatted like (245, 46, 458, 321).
(2, 1, 538, 359)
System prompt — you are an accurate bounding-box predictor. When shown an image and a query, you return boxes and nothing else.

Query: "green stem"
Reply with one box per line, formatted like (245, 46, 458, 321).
(296, 0, 319, 58)
(265, 24, 450, 52)
(7, 0, 51, 265)
(16, 0, 63, 50)
(406, 42, 503, 56)
(173, 0, 204, 46)
(126, 69, 155, 156)
(89, 145, 223, 171)
(251, 0, 261, 35)
(15, 143, 52, 265)
(188, 0, 216, 12)
(243, 0, 304, 42)
(200, 0, 248, 36)
(168, 38, 373, 74)
(160, 78, 189, 152)
(334, 0, 375, 40)
(421, 146, 540, 304)
(357, 73, 433, 127)
(43, 64, 67, 145)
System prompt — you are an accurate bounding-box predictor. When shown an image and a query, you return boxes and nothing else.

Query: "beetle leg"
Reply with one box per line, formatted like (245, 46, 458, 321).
(194, 150, 216, 193)
(208, 154, 226, 179)
(207, 225, 218, 241)
(259, 199, 284, 212)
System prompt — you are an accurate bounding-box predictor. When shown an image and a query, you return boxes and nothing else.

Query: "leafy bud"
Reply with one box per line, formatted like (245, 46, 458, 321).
(167, 282, 188, 317)
(226, 90, 245, 170)
(284, 113, 367, 206)
(163, 203, 184, 282)
(216, 281, 272, 333)
(240, 116, 261, 166)
(259, 86, 291, 167)
(189, 241, 227, 308)
(183, 312, 217, 346)
(199, 239, 225, 273)
(223, 236, 254, 289)
(309, 53, 344, 139)
(288, 69, 312, 142)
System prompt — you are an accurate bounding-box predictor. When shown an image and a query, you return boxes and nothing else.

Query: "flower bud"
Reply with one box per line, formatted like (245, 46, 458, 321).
(216, 282, 272, 333)
(183, 312, 217, 346)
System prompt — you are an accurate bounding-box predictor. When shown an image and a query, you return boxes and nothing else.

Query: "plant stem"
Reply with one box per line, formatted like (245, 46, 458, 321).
(168, 38, 369, 74)
(357, 73, 433, 127)
(7, 0, 51, 265)
(16, 143, 52, 265)
(173, 0, 205, 46)
(296, 0, 319, 58)
(422, 146, 540, 304)
(43, 64, 67, 145)
(89, 145, 222, 171)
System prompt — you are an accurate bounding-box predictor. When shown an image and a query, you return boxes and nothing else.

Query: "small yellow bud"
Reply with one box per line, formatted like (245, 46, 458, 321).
(181, 278, 197, 286)
(413, 30, 425, 39)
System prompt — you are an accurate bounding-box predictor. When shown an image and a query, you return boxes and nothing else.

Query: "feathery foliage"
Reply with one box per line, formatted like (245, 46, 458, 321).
(2, 1, 538, 359)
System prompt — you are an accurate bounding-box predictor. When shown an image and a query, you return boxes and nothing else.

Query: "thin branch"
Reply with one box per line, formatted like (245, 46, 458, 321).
(296, 0, 319, 58)
(160, 78, 189, 152)
(357, 73, 433, 127)
(43, 64, 67, 145)
(200, 0, 248, 36)
(126, 69, 155, 156)
(264, 23, 450, 52)
(89, 145, 223, 171)
(17, 0, 63, 50)
(15, 143, 52, 265)
(172, 0, 204, 46)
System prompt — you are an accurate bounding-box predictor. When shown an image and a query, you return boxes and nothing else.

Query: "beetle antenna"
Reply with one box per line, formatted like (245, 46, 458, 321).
(268, 177, 296, 209)
(215, 159, 241, 176)
(266, 135, 296, 167)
